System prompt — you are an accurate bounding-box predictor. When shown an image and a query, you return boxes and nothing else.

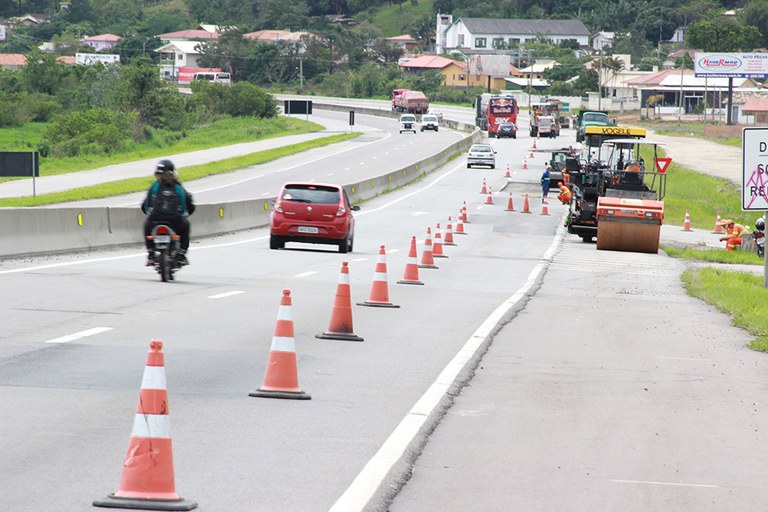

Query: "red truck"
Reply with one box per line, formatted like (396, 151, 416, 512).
(391, 89, 430, 114)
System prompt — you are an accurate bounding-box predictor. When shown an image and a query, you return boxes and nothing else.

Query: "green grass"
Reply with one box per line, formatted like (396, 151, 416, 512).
(0, 117, 324, 179)
(362, 0, 433, 37)
(633, 118, 741, 147)
(682, 267, 768, 351)
(661, 245, 764, 265)
(0, 132, 362, 206)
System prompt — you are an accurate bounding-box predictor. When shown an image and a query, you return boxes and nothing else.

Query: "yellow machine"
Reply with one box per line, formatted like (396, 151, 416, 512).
(568, 126, 667, 253)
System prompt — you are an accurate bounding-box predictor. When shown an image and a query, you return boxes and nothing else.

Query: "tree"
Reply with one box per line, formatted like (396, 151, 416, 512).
(686, 19, 762, 52)
(196, 28, 253, 80)
(739, 0, 768, 49)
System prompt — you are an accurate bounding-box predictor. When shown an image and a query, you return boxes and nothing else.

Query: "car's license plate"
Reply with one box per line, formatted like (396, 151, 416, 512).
(154, 235, 171, 243)
(298, 226, 319, 234)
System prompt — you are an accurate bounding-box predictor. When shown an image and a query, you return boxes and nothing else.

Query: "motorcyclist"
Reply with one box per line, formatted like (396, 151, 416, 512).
(142, 159, 195, 266)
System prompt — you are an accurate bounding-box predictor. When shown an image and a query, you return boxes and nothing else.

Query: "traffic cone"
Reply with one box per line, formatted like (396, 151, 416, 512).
(316, 262, 364, 341)
(536, 131, 541, 140)
(250, 290, 311, 400)
(462, 202, 470, 223)
(358, 245, 399, 307)
(541, 202, 550, 216)
(522, 158, 528, 170)
(532, 138, 537, 149)
(713, 212, 723, 234)
(522, 194, 532, 214)
(93, 340, 198, 511)
(485, 187, 494, 205)
(530, 151, 535, 158)
(419, 227, 439, 269)
(505, 163, 511, 178)
(505, 193, 515, 212)
(455, 214, 467, 234)
(397, 236, 424, 285)
(682, 210, 692, 231)
(480, 178, 487, 194)
(433, 224, 448, 258)
(444, 217, 457, 245)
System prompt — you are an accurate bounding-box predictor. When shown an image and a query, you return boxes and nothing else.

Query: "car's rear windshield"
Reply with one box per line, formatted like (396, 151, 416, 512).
(401, 116, 416, 121)
(423, 116, 437, 121)
(281, 185, 341, 204)
(471, 146, 492, 152)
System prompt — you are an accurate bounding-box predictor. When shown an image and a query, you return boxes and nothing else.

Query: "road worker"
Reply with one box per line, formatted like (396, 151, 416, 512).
(719, 219, 747, 251)
(557, 182, 571, 205)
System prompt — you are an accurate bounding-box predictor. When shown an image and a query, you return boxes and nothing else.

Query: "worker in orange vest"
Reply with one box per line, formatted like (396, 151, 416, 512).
(556, 181, 571, 205)
(719, 219, 747, 251)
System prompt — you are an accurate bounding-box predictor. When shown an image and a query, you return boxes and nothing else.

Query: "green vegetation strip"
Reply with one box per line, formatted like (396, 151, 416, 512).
(0, 132, 361, 207)
(682, 267, 768, 352)
(662, 245, 765, 265)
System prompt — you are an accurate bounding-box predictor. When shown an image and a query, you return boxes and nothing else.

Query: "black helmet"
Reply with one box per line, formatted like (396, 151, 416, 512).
(756, 217, 765, 232)
(156, 159, 175, 173)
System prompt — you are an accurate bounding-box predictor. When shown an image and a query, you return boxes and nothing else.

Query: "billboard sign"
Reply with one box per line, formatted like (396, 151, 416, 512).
(741, 128, 768, 210)
(694, 52, 768, 78)
(75, 53, 120, 65)
(468, 54, 510, 77)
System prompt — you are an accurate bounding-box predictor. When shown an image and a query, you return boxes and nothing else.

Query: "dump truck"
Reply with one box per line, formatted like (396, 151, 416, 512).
(567, 125, 667, 253)
(391, 89, 430, 114)
(529, 101, 560, 138)
(575, 110, 615, 143)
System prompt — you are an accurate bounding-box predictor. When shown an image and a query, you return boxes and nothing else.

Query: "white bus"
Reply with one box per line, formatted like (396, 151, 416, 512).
(192, 71, 232, 85)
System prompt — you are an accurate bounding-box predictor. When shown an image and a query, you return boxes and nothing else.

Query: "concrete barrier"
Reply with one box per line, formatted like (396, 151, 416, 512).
(0, 102, 480, 258)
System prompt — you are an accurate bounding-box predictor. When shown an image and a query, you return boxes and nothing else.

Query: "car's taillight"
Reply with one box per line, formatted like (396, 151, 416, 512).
(336, 203, 347, 217)
(274, 200, 283, 213)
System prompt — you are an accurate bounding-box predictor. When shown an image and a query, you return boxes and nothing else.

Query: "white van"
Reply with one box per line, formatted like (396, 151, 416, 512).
(192, 71, 232, 85)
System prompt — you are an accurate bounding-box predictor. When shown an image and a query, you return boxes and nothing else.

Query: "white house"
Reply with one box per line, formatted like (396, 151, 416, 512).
(156, 40, 205, 80)
(592, 31, 614, 51)
(436, 15, 590, 54)
(82, 34, 121, 52)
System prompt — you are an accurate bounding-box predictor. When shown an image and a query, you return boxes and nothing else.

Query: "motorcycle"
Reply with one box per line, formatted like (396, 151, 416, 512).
(147, 223, 182, 282)
(753, 217, 765, 258)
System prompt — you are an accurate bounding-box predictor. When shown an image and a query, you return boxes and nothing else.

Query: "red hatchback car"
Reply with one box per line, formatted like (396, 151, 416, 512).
(270, 182, 360, 253)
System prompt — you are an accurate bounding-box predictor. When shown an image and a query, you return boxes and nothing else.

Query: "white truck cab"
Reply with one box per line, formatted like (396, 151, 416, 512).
(399, 114, 417, 134)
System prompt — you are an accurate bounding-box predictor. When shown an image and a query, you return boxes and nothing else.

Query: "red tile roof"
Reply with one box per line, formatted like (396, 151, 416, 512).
(400, 55, 464, 69)
(84, 34, 122, 42)
(742, 97, 768, 112)
(0, 53, 27, 66)
(159, 29, 218, 40)
(624, 68, 692, 85)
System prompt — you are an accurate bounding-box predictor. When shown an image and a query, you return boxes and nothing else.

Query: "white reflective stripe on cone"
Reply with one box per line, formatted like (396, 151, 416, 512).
(271, 336, 296, 352)
(140, 366, 167, 390)
(131, 413, 172, 438)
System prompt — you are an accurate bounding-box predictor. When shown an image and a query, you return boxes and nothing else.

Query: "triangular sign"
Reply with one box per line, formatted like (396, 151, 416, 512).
(654, 157, 672, 174)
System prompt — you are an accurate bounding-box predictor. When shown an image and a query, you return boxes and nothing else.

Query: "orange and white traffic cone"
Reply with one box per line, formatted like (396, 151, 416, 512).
(530, 151, 535, 158)
(505, 193, 515, 212)
(455, 214, 467, 234)
(444, 217, 457, 245)
(480, 178, 487, 194)
(316, 262, 364, 341)
(398, 236, 424, 285)
(433, 224, 448, 258)
(485, 187, 494, 205)
(419, 227, 439, 269)
(682, 210, 692, 231)
(462, 202, 470, 223)
(541, 202, 550, 216)
(358, 245, 400, 307)
(250, 290, 311, 399)
(536, 131, 541, 140)
(522, 194, 532, 214)
(93, 340, 198, 511)
(713, 212, 723, 234)
(505, 163, 511, 177)
(522, 158, 528, 170)
(532, 138, 537, 149)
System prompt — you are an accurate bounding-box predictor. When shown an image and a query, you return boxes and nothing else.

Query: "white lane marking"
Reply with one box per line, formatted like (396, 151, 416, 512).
(387, 249, 400, 254)
(351, 258, 367, 262)
(295, 271, 318, 278)
(329, 223, 562, 512)
(610, 479, 719, 489)
(208, 291, 244, 299)
(345, 167, 351, 171)
(45, 327, 113, 344)
(411, 211, 429, 216)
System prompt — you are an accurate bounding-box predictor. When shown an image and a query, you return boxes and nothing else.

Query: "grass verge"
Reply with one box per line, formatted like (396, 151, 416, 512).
(661, 244, 764, 265)
(682, 267, 768, 351)
(0, 132, 361, 207)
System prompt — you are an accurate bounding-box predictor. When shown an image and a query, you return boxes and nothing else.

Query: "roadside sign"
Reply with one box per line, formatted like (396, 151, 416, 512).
(654, 157, 672, 174)
(561, 102, 570, 113)
(742, 128, 768, 210)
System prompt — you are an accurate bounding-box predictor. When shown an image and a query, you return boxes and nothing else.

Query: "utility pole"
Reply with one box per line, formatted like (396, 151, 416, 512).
(598, 47, 602, 110)
(299, 58, 304, 89)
